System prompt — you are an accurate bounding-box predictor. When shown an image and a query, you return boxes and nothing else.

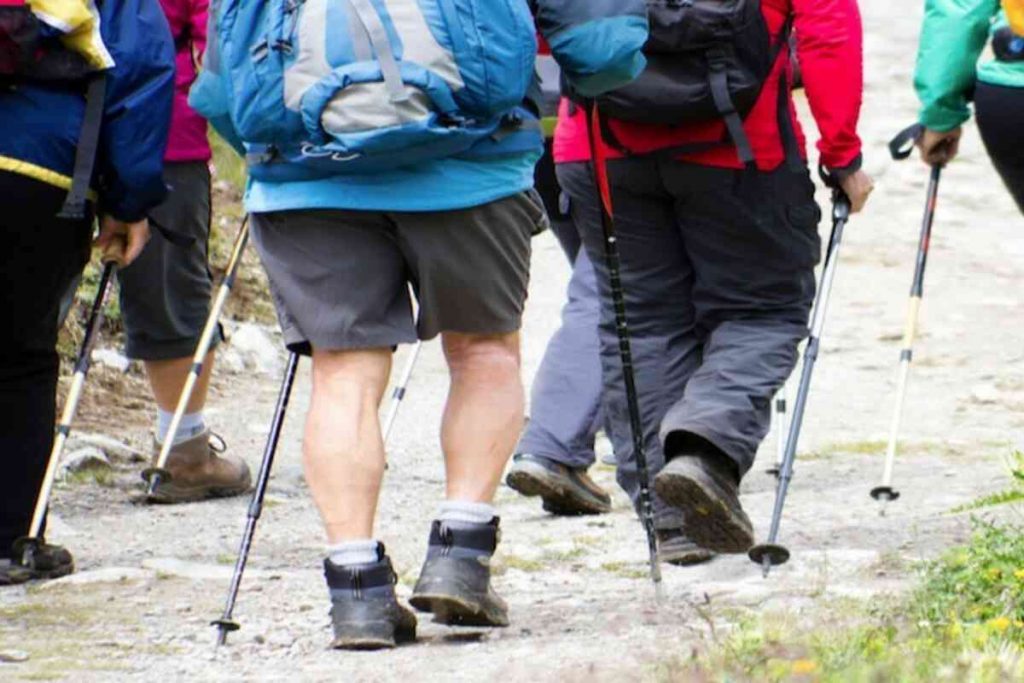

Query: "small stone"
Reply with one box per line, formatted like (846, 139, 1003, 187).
(60, 447, 111, 474)
(91, 348, 131, 372)
(66, 432, 146, 462)
(253, 635, 266, 645)
(0, 650, 29, 663)
(220, 324, 283, 375)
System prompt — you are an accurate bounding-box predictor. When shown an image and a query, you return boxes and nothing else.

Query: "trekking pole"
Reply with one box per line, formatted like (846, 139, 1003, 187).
(13, 244, 123, 568)
(749, 179, 851, 578)
(382, 340, 422, 443)
(143, 217, 250, 498)
(213, 339, 421, 645)
(585, 103, 662, 595)
(213, 351, 299, 646)
(765, 383, 790, 478)
(871, 124, 944, 514)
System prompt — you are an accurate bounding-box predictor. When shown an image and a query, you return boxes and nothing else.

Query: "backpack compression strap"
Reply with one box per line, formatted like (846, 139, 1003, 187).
(346, 0, 408, 104)
(58, 74, 106, 220)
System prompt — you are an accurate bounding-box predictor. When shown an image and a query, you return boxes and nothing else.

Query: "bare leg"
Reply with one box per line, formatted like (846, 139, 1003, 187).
(441, 332, 523, 503)
(144, 352, 215, 413)
(304, 348, 392, 543)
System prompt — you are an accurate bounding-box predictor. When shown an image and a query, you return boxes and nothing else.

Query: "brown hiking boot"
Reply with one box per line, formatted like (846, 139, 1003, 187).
(1, 543, 74, 586)
(506, 454, 612, 516)
(146, 430, 252, 504)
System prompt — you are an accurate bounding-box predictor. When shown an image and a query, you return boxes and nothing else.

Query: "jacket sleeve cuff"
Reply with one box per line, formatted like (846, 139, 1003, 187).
(919, 105, 970, 133)
(825, 153, 862, 180)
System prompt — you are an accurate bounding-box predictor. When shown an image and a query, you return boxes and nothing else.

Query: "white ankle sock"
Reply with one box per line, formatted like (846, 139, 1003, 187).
(156, 409, 205, 446)
(437, 500, 497, 525)
(327, 539, 380, 567)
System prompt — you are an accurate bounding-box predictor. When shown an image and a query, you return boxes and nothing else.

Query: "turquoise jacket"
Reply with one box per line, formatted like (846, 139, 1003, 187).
(916, 0, 1024, 131)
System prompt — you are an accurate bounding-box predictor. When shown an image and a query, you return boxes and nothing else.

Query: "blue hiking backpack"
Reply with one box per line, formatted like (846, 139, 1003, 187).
(194, 0, 539, 180)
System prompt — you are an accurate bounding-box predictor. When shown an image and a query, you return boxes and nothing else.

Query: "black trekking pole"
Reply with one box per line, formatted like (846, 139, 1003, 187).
(584, 103, 662, 595)
(213, 351, 299, 646)
(143, 216, 250, 499)
(13, 249, 121, 568)
(749, 175, 851, 578)
(871, 124, 944, 514)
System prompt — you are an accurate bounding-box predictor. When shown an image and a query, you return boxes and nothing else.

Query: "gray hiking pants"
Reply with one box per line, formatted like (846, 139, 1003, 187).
(516, 215, 605, 469)
(558, 160, 821, 528)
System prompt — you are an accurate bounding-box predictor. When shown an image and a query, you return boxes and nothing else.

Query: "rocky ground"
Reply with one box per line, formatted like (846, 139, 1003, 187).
(3, 1, 1024, 680)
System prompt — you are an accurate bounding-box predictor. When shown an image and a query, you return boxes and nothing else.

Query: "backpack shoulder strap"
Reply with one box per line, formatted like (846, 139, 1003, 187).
(58, 73, 106, 220)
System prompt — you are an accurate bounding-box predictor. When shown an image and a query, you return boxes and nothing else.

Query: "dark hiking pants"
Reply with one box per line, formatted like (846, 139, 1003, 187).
(516, 213, 606, 469)
(975, 82, 1024, 214)
(558, 160, 821, 528)
(0, 172, 92, 558)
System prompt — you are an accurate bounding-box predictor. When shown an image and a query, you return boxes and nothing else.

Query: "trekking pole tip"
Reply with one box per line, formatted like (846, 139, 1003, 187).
(140, 466, 172, 498)
(212, 619, 240, 648)
(748, 543, 790, 578)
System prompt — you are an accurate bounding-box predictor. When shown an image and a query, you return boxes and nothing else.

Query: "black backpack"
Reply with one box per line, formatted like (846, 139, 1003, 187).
(0, 2, 107, 219)
(580, 0, 796, 168)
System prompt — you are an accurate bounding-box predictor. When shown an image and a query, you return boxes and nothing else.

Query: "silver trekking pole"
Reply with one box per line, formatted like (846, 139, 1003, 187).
(143, 217, 249, 499)
(749, 183, 851, 578)
(383, 340, 422, 443)
(766, 382, 790, 478)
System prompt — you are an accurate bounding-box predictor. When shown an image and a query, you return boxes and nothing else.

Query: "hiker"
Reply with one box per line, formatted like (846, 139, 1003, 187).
(118, 0, 252, 503)
(0, 0, 175, 584)
(190, 0, 648, 649)
(914, 0, 1024, 211)
(554, 0, 873, 556)
(505, 47, 619, 521)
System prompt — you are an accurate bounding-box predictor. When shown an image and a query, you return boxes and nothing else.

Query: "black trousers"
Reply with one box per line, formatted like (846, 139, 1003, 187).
(975, 82, 1024, 214)
(0, 172, 91, 558)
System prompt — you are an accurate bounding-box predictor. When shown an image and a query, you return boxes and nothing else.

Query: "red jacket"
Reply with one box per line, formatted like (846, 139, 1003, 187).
(159, 0, 211, 163)
(553, 0, 863, 171)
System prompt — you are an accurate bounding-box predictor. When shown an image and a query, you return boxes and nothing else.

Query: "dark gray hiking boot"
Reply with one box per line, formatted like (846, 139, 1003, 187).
(409, 519, 509, 627)
(325, 545, 417, 650)
(506, 454, 611, 516)
(656, 528, 715, 567)
(146, 431, 252, 504)
(654, 447, 754, 554)
(1, 542, 74, 585)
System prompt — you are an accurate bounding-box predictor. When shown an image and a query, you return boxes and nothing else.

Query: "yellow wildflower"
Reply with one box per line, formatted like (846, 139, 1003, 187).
(1014, 568, 1024, 581)
(988, 616, 1011, 633)
(792, 659, 818, 675)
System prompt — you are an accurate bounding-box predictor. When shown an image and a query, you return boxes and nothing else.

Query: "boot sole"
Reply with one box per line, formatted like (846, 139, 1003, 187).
(654, 466, 754, 554)
(408, 592, 509, 627)
(506, 462, 610, 516)
(146, 482, 252, 505)
(661, 546, 714, 567)
(330, 621, 416, 650)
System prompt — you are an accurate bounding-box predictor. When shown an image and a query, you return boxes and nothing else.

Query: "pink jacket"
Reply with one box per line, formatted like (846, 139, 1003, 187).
(159, 0, 211, 162)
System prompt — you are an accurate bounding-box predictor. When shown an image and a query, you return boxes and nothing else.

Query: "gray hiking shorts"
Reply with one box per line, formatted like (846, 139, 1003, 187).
(250, 191, 546, 354)
(117, 161, 218, 361)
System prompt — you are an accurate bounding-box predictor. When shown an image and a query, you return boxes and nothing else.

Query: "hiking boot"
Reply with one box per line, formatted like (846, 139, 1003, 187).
(656, 528, 715, 567)
(506, 454, 611, 516)
(1, 543, 74, 585)
(409, 518, 509, 627)
(146, 430, 252, 504)
(654, 449, 754, 554)
(325, 545, 417, 650)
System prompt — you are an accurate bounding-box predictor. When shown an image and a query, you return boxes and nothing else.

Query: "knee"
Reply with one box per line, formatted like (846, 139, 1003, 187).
(442, 332, 520, 377)
(310, 348, 391, 403)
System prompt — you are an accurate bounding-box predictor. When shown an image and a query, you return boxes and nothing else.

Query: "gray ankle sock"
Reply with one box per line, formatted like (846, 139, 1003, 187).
(327, 540, 380, 567)
(437, 500, 497, 525)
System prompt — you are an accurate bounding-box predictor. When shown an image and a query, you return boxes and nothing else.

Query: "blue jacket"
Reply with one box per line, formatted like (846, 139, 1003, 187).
(0, 0, 176, 222)
(195, 0, 648, 214)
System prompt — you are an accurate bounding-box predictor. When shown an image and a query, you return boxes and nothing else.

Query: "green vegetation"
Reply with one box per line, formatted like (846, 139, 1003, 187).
(951, 451, 1024, 513)
(663, 520, 1024, 682)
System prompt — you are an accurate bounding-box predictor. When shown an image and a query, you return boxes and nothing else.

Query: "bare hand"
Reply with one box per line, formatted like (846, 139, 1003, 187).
(838, 169, 874, 214)
(918, 127, 961, 167)
(96, 216, 150, 266)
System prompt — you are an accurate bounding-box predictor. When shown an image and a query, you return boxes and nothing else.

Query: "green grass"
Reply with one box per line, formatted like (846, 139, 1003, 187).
(950, 451, 1024, 513)
(663, 520, 1024, 682)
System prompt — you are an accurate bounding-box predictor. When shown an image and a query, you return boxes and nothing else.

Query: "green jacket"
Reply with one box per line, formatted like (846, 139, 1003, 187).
(916, 0, 1024, 131)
